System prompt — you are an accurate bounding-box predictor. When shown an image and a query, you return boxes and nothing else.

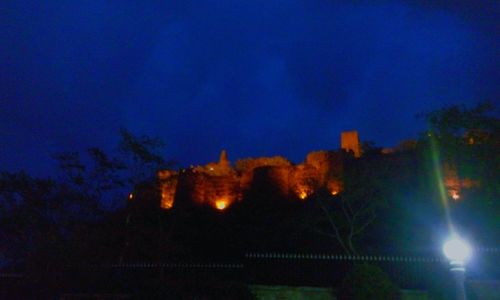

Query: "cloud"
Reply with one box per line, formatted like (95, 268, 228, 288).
(1, 0, 498, 174)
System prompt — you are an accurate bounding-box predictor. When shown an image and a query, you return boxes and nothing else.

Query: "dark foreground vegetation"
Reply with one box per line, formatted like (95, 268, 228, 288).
(1, 103, 499, 299)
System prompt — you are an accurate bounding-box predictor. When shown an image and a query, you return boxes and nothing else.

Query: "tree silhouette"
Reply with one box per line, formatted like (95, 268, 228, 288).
(308, 155, 389, 255)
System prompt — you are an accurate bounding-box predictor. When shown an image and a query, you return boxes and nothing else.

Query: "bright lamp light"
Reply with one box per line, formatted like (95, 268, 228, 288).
(443, 237, 472, 262)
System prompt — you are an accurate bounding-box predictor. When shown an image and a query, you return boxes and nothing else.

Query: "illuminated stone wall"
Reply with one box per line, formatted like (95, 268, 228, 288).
(157, 149, 345, 210)
(158, 170, 178, 209)
(341, 130, 361, 157)
(152, 131, 478, 210)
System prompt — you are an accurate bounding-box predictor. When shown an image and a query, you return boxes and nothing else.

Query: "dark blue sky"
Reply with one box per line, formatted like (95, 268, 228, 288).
(1, 1, 499, 176)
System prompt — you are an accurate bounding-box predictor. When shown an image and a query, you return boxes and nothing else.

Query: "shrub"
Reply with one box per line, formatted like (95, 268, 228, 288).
(337, 264, 400, 300)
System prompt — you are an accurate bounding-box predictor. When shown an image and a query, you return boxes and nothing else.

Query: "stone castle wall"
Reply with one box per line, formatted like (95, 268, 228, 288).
(157, 150, 344, 210)
(140, 130, 473, 210)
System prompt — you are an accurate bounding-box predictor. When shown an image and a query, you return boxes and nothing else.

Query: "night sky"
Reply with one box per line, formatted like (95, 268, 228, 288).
(2, 1, 499, 176)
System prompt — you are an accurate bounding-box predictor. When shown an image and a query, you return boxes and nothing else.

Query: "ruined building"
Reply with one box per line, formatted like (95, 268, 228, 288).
(340, 130, 361, 158)
(158, 149, 344, 211)
(152, 131, 361, 210)
(134, 130, 471, 210)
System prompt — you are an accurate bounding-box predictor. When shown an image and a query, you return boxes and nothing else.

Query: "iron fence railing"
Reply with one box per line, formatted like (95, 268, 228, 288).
(1, 249, 499, 296)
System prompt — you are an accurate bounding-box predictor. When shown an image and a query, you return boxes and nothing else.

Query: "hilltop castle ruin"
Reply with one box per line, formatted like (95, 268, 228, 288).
(153, 131, 362, 210)
(132, 130, 471, 210)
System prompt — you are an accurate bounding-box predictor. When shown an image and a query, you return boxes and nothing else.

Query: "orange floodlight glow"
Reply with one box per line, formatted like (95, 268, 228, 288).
(215, 199, 228, 210)
(161, 192, 174, 209)
(451, 190, 460, 201)
(298, 190, 309, 200)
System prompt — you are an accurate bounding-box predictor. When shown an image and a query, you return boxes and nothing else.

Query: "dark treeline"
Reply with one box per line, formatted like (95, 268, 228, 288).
(0, 129, 171, 268)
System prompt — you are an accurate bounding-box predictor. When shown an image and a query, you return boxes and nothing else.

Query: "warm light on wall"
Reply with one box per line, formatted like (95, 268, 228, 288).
(156, 149, 350, 210)
(128, 193, 134, 200)
(327, 180, 342, 197)
(295, 188, 310, 200)
(215, 199, 228, 210)
(451, 190, 460, 201)
(158, 170, 178, 209)
(161, 192, 174, 209)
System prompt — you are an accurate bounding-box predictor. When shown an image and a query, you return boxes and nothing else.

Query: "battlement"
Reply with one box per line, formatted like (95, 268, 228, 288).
(158, 149, 344, 210)
(154, 131, 355, 210)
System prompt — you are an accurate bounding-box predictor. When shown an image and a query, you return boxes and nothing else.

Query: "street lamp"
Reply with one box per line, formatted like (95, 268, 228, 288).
(443, 236, 472, 300)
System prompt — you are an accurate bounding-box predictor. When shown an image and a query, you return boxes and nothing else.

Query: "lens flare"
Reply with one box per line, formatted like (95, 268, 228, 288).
(429, 136, 454, 232)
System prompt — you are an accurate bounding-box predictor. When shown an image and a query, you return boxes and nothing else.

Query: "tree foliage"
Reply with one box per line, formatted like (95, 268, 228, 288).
(422, 102, 500, 240)
(0, 129, 171, 268)
(424, 101, 498, 140)
(118, 129, 172, 184)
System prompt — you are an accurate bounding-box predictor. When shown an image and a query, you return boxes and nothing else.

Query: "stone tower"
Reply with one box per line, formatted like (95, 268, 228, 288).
(219, 149, 229, 167)
(341, 131, 361, 157)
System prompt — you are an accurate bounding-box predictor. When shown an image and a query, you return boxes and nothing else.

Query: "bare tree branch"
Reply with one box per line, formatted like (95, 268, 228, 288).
(353, 211, 377, 237)
(317, 196, 352, 255)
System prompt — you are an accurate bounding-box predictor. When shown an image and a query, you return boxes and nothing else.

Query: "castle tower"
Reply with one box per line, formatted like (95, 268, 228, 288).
(219, 149, 229, 167)
(341, 131, 361, 157)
